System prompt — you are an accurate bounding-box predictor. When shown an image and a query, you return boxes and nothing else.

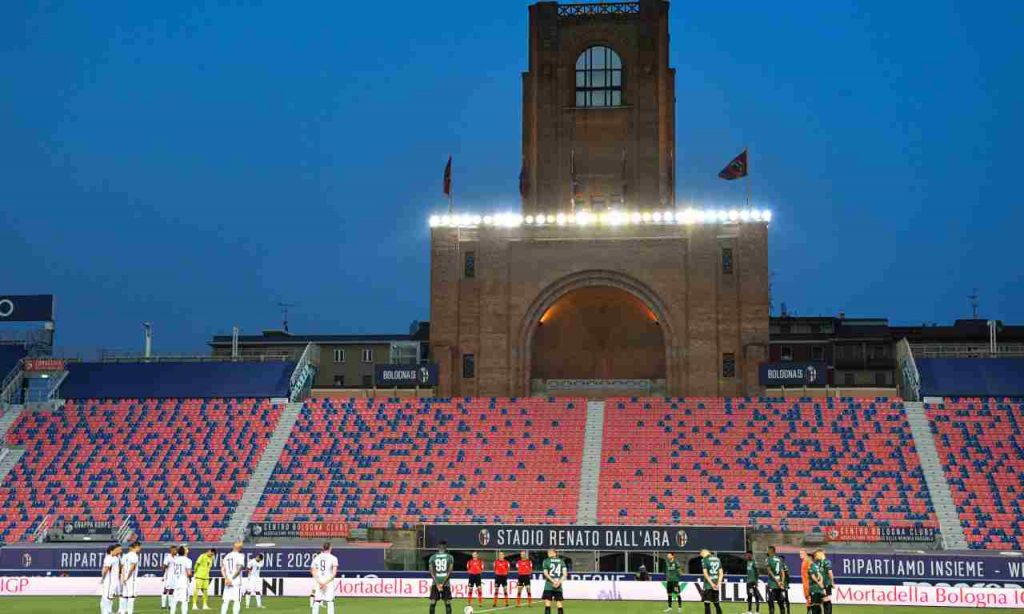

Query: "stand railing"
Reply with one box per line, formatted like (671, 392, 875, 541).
(290, 343, 319, 402)
(558, 2, 640, 17)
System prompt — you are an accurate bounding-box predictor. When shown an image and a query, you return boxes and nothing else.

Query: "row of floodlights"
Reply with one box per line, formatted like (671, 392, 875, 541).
(429, 208, 772, 229)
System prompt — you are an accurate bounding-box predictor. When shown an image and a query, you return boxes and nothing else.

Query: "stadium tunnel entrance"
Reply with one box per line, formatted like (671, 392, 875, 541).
(528, 285, 667, 396)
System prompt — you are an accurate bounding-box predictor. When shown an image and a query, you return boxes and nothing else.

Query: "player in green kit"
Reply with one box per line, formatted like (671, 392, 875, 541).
(542, 549, 567, 614)
(779, 558, 792, 614)
(428, 542, 455, 614)
(807, 555, 826, 614)
(192, 548, 215, 610)
(765, 546, 785, 614)
(700, 549, 723, 614)
(815, 550, 834, 614)
(663, 553, 682, 613)
(745, 550, 763, 613)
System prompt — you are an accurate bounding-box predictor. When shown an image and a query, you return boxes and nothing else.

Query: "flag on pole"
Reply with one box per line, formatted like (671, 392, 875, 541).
(718, 150, 748, 180)
(442, 156, 453, 197)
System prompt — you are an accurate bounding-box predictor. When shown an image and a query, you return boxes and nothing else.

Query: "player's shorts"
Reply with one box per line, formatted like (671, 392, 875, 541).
(702, 589, 720, 603)
(745, 583, 761, 598)
(666, 581, 680, 594)
(247, 578, 264, 595)
(824, 586, 833, 600)
(769, 588, 785, 602)
(517, 575, 532, 587)
(430, 583, 452, 602)
(121, 580, 137, 599)
(810, 593, 824, 605)
(194, 577, 210, 591)
(223, 581, 243, 603)
(468, 574, 482, 587)
(172, 587, 189, 602)
(163, 578, 173, 592)
(495, 575, 508, 587)
(314, 582, 337, 603)
(542, 588, 564, 602)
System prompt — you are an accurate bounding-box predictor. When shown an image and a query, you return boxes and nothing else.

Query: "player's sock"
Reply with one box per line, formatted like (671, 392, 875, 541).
(768, 598, 775, 614)
(545, 607, 551, 614)
(312, 601, 321, 614)
(557, 606, 563, 614)
(162, 594, 168, 609)
(221, 600, 229, 614)
(445, 601, 453, 614)
(326, 602, 335, 614)
(233, 600, 241, 614)
(429, 601, 437, 614)
(703, 604, 711, 614)
(255, 596, 262, 608)
(713, 604, 722, 614)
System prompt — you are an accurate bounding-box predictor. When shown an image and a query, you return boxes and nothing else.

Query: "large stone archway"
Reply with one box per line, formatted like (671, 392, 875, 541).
(516, 270, 678, 395)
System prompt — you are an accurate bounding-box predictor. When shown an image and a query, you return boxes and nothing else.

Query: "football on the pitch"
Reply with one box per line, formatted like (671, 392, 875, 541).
(464, 606, 474, 614)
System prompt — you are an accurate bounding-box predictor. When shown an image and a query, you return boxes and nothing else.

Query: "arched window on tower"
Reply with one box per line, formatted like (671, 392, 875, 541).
(575, 46, 623, 107)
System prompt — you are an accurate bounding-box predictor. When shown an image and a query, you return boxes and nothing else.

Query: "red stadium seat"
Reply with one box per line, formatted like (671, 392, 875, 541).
(927, 398, 1024, 549)
(251, 397, 585, 527)
(0, 398, 284, 542)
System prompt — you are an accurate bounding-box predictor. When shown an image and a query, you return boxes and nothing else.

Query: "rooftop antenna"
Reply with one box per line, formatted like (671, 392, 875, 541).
(968, 289, 980, 319)
(277, 301, 298, 333)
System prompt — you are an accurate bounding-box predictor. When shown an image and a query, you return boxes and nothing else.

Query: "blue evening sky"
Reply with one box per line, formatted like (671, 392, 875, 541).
(2, 1, 1022, 356)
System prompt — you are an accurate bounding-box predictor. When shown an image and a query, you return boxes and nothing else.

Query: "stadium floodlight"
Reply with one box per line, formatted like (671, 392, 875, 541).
(652, 212, 663, 222)
(751, 209, 763, 222)
(429, 215, 441, 227)
(556, 213, 567, 225)
(630, 211, 642, 224)
(739, 209, 751, 222)
(525, 215, 535, 224)
(483, 215, 494, 225)
(472, 215, 483, 226)
(609, 210, 625, 226)
(577, 210, 594, 225)
(546, 214, 555, 224)
(763, 210, 773, 222)
(641, 212, 653, 223)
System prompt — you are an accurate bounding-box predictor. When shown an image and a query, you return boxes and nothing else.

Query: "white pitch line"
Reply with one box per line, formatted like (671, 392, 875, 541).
(470, 601, 542, 614)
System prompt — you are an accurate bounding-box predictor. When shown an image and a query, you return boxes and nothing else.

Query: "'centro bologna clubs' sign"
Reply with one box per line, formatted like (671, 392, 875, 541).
(424, 524, 746, 553)
(759, 362, 827, 387)
(374, 364, 438, 387)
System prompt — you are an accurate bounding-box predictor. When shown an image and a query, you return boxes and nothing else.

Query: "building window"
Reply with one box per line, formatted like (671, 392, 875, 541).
(464, 251, 476, 279)
(462, 353, 476, 379)
(362, 348, 373, 363)
(844, 372, 855, 386)
(333, 375, 345, 387)
(780, 346, 793, 361)
(721, 247, 734, 275)
(811, 346, 824, 362)
(362, 374, 373, 387)
(722, 353, 736, 378)
(875, 372, 887, 386)
(333, 348, 345, 363)
(575, 46, 623, 108)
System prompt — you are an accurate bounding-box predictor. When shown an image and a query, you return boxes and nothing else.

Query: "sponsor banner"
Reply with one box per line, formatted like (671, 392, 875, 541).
(22, 358, 66, 373)
(0, 295, 54, 322)
(374, 364, 438, 387)
(828, 525, 938, 543)
(8, 576, 1024, 607)
(759, 362, 827, 387)
(782, 552, 1024, 586)
(248, 521, 349, 539)
(62, 521, 114, 536)
(0, 546, 384, 577)
(424, 524, 746, 552)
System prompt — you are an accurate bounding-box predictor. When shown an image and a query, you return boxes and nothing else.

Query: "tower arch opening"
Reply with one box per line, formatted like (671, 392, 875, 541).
(529, 286, 666, 391)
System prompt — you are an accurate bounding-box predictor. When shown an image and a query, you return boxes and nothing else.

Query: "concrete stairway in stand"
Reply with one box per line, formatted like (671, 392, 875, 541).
(576, 400, 606, 524)
(223, 401, 304, 541)
(904, 400, 968, 550)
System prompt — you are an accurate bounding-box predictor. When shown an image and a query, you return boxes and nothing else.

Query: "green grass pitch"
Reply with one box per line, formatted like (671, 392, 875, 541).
(2, 598, 1023, 614)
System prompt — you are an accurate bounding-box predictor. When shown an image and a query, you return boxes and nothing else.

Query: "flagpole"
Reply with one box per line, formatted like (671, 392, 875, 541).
(745, 146, 751, 208)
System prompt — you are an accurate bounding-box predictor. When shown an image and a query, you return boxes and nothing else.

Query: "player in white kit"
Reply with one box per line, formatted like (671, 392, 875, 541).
(221, 541, 247, 614)
(100, 544, 123, 614)
(168, 545, 194, 614)
(310, 542, 339, 614)
(245, 553, 266, 609)
(119, 542, 142, 614)
(163, 545, 179, 610)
